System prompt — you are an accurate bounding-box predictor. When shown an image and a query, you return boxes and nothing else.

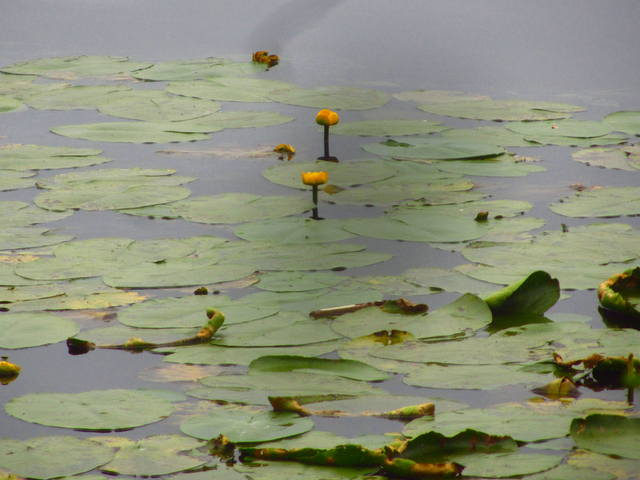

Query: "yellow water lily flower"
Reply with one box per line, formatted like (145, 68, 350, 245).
(0, 358, 21, 384)
(274, 144, 296, 154)
(315, 109, 340, 126)
(301, 171, 329, 186)
(252, 50, 269, 62)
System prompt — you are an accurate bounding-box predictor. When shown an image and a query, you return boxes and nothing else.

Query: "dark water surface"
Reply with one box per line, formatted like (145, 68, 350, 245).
(1, 0, 640, 446)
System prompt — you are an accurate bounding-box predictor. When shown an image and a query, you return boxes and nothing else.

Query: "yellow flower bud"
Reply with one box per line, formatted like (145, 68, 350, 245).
(315, 109, 340, 126)
(252, 50, 269, 62)
(0, 359, 21, 380)
(273, 144, 296, 154)
(301, 171, 329, 186)
(266, 54, 279, 67)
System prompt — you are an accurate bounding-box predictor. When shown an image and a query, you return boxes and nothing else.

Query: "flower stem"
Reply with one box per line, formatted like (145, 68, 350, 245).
(324, 125, 330, 157)
(311, 184, 320, 219)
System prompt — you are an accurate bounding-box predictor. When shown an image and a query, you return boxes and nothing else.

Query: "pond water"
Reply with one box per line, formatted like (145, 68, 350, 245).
(1, 1, 640, 478)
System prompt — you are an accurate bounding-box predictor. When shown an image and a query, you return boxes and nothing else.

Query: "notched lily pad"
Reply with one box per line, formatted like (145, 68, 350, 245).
(550, 186, 640, 218)
(330, 119, 447, 137)
(268, 85, 390, 110)
(362, 137, 505, 161)
(0, 312, 79, 349)
(1, 55, 151, 79)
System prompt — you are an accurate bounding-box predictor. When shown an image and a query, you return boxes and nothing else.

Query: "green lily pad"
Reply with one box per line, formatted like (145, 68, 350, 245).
(121, 193, 313, 224)
(97, 90, 221, 121)
(458, 452, 563, 478)
(159, 111, 294, 132)
(102, 259, 253, 288)
(484, 271, 560, 316)
(598, 267, 640, 320)
(5, 389, 180, 430)
(248, 355, 388, 381)
(330, 119, 447, 137)
(99, 435, 206, 476)
(0, 312, 78, 349)
(37, 167, 184, 187)
(268, 85, 389, 110)
(0, 227, 73, 250)
(0, 95, 24, 113)
(26, 85, 131, 110)
(432, 154, 546, 177)
(256, 271, 346, 292)
(0, 436, 114, 479)
(233, 217, 357, 244)
(234, 460, 370, 480)
(51, 121, 211, 143)
(0, 283, 65, 303)
(263, 159, 397, 189)
(212, 312, 342, 347)
(506, 119, 612, 138)
(160, 341, 341, 367)
(132, 58, 265, 81)
(525, 133, 628, 147)
(0, 55, 151, 79)
(362, 137, 505, 161)
(459, 223, 640, 290)
(551, 186, 640, 218)
(0, 144, 108, 171)
(393, 90, 490, 104)
(571, 414, 640, 459)
(568, 450, 640, 480)
(603, 110, 640, 135)
(306, 394, 466, 417)
(441, 126, 538, 147)
(402, 266, 496, 295)
(76, 325, 201, 346)
(403, 364, 547, 390)
(0, 171, 35, 191)
(180, 406, 314, 443)
(167, 77, 293, 102)
(417, 98, 583, 121)
(572, 145, 640, 171)
(526, 464, 615, 480)
(118, 295, 277, 328)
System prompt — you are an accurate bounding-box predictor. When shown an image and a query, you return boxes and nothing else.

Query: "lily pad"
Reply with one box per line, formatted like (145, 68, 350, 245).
(118, 295, 277, 328)
(330, 119, 447, 137)
(0, 171, 35, 191)
(572, 145, 640, 171)
(5, 389, 180, 430)
(506, 119, 612, 138)
(441, 126, 538, 147)
(432, 154, 546, 177)
(256, 271, 346, 292)
(524, 134, 628, 147)
(0, 312, 79, 349)
(97, 90, 221, 121)
(167, 77, 293, 102)
(458, 452, 563, 478)
(603, 110, 640, 135)
(403, 364, 547, 390)
(248, 355, 388, 381)
(51, 121, 211, 143)
(26, 85, 131, 110)
(393, 90, 490, 104)
(132, 58, 265, 81)
(598, 267, 640, 320)
(233, 217, 357, 244)
(0, 436, 114, 479)
(0, 144, 108, 171)
(0, 55, 151, 79)
(268, 85, 390, 110)
(159, 111, 294, 132)
(180, 406, 314, 443)
(417, 98, 584, 121)
(362, 137, 505, 161)
(99, 435, 206, 476)
(122, 193, 313, 224)
(0, 227, 73, 250)
(571, 414, 640, 459)
(402, 266, 496, 295)
(550, 186, 640, 218)
(484, 271, 560, 316)
(0, 95, 24, 113)
(263, 159, 397, 189)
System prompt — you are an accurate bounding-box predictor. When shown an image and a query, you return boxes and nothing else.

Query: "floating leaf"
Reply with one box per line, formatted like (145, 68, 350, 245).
(0, 55, 151, 79)
(571, 414, 640, 459)
(484, 271, 560, 316)
(132, 58, 265, 81)
(0, 144, 108, 171)
(249, 355, 388, 381)
(5, 389, 180, 430)
(0, 171, 35, 191)
(0, 312, 78, 349)
(550, 186, 640, 218)
(0, 95, 24, 113)
(167, 77, 293, 102)
(97, 90, 221, 121)
(268, 85, 389, 110)
(403, 364, 547, 390)
(263, 159, 397, 189)
(0, 436, 113, 479)
(598, 267, 640, 320)
(457, 452, 563, 478)
(233, 217, 357, 244)
(122, 193, 312, 224)
(51, 122, 211, 143)
(432, 154, 546, 177)
(393, 90, 490, 104)
(523, 134, 628, 147)
(0, 227, 73, 250)
(416, 98, 583, 121)
(526, 464, 615, 480)
(568, 450, 640, 480)
(506, 119, 612, 139)
(572, 145, 640, 171)
(329, 119, 447, 137)
(180, 406, 314, 442)
(362, 137, 504, 160)
(441, 126, 538, 147)
(403, 266, 496, 295)
(603, 110, 640, 135)
(99, 435, 206, 476)
(159, 111, 294, 132)
(26, 85, 131, 110)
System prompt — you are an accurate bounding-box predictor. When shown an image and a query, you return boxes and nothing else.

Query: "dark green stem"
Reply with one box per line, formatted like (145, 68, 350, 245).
(324, 125, 330, 157)
(311, 185, 320, 220)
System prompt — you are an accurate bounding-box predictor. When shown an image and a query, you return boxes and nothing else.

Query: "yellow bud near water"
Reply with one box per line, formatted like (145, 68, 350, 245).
(315, 109, 340, 126)
(301, 171, 329, 186)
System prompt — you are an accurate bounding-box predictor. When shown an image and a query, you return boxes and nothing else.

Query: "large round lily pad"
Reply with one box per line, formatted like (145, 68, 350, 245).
(505, 119, 612, 139)
(571, 414, 640, 459)
(0, 227, 73, 250)
(403, 364, 547, 390)
(51, 122, 211, 143)
(362, 137, 505, 160)
(572, 145, 640, 171)
(0, 436, 114, 479)
(180, 406, 314, 443)
(329, 119, 447, 137)
(0, 171, 35, 191)
(233, 217, 357, 244)
(5, 389, 180, 430)
(441, 126, 538, 147)
(431, 154, 545, 177)
(132, 58, 265, 81)
(0, 95, 24, 113)
(268, 85, 390, 110)
(550, 186, 640, 218)
(603, 111, 640, 135)
(0, 55, 151, 79)
(0, 312, 79, 349)
(26, 85, 131, 111)
(167, 77, 293, 102)
(248, 355, 388, 381)
(0, 144, 108, 171)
